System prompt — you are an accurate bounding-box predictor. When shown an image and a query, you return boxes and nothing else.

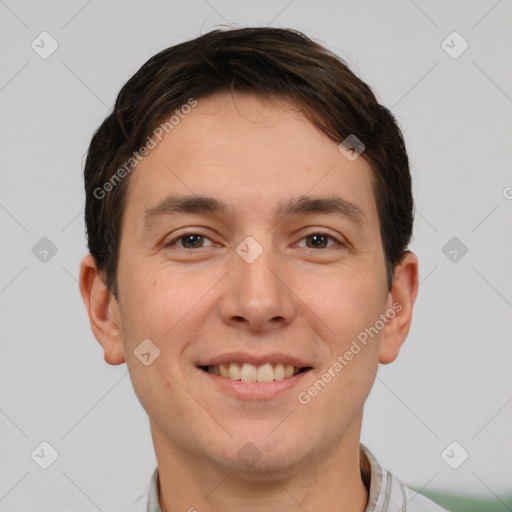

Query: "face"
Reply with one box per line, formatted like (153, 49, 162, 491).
(81, 91, 417, 477)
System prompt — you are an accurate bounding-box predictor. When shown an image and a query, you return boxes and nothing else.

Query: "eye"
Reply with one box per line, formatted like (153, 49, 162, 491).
(164, 231, 344, 250)
(165, 232, 215, 249)
(298, 232, 344, 249)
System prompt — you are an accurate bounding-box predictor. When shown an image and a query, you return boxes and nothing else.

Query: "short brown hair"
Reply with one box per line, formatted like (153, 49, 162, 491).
(84, 27, 413, 298)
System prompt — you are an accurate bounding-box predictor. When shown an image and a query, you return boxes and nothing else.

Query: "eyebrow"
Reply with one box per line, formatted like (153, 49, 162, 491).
(143, 193, 367, 226)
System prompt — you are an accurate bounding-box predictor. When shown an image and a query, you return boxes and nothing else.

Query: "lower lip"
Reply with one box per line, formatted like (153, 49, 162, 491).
(198, 367, 312, 400)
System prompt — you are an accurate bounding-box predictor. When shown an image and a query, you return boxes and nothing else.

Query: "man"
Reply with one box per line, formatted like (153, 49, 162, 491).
(79, 27, 448, 511)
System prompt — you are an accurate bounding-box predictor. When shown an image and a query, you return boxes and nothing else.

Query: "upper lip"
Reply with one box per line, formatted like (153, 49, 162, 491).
(196, 352, 312, 368)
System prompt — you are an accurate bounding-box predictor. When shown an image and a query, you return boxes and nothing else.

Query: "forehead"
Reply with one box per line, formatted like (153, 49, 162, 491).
(123, 91, 378, 228)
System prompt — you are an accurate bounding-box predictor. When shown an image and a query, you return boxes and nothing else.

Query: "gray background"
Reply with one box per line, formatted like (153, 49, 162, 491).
(1, 0, 511, 510)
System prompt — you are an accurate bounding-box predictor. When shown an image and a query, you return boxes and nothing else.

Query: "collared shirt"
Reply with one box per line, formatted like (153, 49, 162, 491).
(122, 444, 448, 511)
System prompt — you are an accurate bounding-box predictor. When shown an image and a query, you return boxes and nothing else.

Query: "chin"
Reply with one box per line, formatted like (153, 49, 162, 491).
(212, 424, 308, 474)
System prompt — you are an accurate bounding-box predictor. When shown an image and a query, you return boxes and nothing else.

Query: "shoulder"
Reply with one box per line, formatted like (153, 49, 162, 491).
(361, 445, 449, 512)
(386, 471, 450, 511)
(392, 471, 448, 512)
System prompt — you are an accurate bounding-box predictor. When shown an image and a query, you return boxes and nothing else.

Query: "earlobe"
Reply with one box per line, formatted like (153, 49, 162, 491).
(79, 254, 126, 365)
(379, 251, 419, 364)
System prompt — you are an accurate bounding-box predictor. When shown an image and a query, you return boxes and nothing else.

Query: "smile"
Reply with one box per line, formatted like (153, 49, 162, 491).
(201, 362, 311, 382)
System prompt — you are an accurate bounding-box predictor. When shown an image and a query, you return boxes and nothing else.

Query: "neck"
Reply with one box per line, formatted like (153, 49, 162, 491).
(151, 421, 369, 512)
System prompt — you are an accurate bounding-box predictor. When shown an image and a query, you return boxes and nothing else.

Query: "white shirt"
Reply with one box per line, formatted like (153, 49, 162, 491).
(121, 444, 449, 511)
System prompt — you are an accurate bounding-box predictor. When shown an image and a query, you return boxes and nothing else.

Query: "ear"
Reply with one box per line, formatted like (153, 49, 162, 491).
(79, 254, 126, 365)
(379, 251, 419, 364)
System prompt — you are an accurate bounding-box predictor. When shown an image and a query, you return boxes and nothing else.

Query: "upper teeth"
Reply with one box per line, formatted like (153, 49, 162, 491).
(207, 362, 300, 382)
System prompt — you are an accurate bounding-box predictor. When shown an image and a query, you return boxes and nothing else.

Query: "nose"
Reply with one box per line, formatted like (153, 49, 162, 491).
(218, 238, 296, 332)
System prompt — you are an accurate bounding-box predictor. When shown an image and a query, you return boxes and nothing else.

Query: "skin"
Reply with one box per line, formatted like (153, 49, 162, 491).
(80, 91, 418, 512)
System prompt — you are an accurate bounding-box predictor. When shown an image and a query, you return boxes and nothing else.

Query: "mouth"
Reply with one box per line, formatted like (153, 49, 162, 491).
(199, 362, 313, 383)
(195, 354, 314, 400)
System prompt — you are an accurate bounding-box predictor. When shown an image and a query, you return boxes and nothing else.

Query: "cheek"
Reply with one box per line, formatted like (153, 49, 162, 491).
(117, 269, 200, 424)
(118, 264, 221, 381)
(297, 328, 380, 429)
(303, 273, 384, 407)
(119, 264, 196, 340)
(312, 275, 385, 413)
(307, 272, 386, 343)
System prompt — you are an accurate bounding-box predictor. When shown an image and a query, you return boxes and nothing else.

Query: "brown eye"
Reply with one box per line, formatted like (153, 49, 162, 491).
(300, 233, 342, 249)
(166, 233, 214, 249)
(180, 234, 204, 248)
(306, 234, 328, 248)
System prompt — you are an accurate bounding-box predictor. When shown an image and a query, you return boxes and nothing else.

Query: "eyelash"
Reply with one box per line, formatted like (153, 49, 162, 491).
(165, 231, 345, 250)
